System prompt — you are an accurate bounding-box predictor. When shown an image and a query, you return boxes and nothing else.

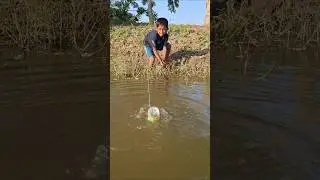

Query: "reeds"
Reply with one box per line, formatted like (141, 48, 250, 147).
(0, 0, 108, 54)
(213, 0, 320, 50)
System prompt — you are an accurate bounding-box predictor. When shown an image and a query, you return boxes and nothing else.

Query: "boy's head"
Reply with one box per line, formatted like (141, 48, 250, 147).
(155, 18, 168, 37)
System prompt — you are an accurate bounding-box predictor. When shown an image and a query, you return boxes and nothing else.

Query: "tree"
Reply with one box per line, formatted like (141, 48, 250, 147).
(167, 0, 179, 13)
(110, 0, 146, 24)
(142, 0, 157, 24)
(142, 0, 179, 24)
(167, 0, 209, 27)
(204, 0, 210, 27)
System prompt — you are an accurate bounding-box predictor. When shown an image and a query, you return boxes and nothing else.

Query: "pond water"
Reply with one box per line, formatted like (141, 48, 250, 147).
(110, 78, 210, 179)
(0, 49, 210, 179)
(2, 47, 319, 180)
(214, 49, 320, 180)
(0, 52, 107, 180)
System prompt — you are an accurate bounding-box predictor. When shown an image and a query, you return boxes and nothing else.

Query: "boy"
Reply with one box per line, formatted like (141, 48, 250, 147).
(143, 18, 171, 67)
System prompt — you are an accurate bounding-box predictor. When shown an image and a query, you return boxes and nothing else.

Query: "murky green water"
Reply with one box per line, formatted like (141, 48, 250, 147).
(110, 79, 210, 179)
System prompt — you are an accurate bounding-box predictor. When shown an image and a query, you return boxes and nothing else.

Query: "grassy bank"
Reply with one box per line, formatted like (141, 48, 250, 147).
(214, 0, 320, 51)
(0, 0, 107, 54)
(110, 25, 210, 80)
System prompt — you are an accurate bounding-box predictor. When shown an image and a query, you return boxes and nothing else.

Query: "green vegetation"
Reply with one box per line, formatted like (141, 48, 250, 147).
(0, 0, 107, 54)
(214, 0, 320, 51)
(110, 25, 210, 80)
(109, 0, 180, 25)
(110, 0, 150, 25)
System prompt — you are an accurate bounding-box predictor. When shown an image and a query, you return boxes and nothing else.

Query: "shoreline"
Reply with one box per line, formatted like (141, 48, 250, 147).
(110, 24, 210, 80)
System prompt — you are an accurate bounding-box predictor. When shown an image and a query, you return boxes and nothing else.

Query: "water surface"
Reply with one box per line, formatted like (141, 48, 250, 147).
(0, 52, 107, 180)
(214, 49, 320, 180)
(110, 78, 210, 179)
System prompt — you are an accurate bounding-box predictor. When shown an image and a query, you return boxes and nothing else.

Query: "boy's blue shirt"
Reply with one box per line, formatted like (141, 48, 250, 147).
(144, 30, 169, 51)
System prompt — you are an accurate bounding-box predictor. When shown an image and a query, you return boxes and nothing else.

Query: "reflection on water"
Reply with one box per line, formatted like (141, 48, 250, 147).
(214, 50, 320, 180)
(0, 52, 107, 180)
(110, 79, 210, 179)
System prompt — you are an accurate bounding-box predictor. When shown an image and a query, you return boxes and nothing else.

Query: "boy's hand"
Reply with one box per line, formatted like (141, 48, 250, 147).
(152, 47, 165, 65)
(160, 59, 167, 68)
(159, 59, 164, 65)
(159, 58, 166, 66)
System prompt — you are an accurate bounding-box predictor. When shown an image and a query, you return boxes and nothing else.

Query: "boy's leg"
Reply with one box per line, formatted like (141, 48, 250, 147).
(144, 46, 155, 66)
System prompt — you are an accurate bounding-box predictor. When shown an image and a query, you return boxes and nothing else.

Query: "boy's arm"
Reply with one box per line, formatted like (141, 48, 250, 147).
(162, 34, 169, 53)
(164, 34, 169, 47)
(152, 48, 165, 65)
(151, 41, 165, 65)
(147, 31, 165, 65)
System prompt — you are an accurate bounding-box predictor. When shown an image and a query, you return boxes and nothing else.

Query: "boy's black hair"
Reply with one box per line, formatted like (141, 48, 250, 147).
(156, 18, 168, 29)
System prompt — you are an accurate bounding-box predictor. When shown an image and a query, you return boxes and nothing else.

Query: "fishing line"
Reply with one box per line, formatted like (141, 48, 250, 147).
(146, 68, 161, 122)
(147, 68, 151, 107)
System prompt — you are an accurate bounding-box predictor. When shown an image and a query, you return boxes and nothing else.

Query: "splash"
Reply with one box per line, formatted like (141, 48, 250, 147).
(135, 104, 172, 123)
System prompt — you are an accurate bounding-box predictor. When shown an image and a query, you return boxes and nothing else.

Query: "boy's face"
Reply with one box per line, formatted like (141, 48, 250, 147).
(156, 24, 167, 37)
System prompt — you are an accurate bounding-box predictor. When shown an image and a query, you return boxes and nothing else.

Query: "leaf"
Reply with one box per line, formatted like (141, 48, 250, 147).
(131, 2, 139, 8)
(141, 0, 147, 5)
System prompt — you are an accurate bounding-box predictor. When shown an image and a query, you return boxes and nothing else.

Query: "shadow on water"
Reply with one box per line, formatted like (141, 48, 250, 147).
(0, 50, 107, 180)
(214, 48, 320, 180)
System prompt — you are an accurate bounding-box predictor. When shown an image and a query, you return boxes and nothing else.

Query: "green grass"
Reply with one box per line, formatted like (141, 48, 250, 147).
(110, 24, 210, 80)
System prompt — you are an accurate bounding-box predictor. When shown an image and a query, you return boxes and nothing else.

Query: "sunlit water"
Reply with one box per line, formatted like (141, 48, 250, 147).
(110, 79, 210, 179)
(214, 49, 320, 180)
